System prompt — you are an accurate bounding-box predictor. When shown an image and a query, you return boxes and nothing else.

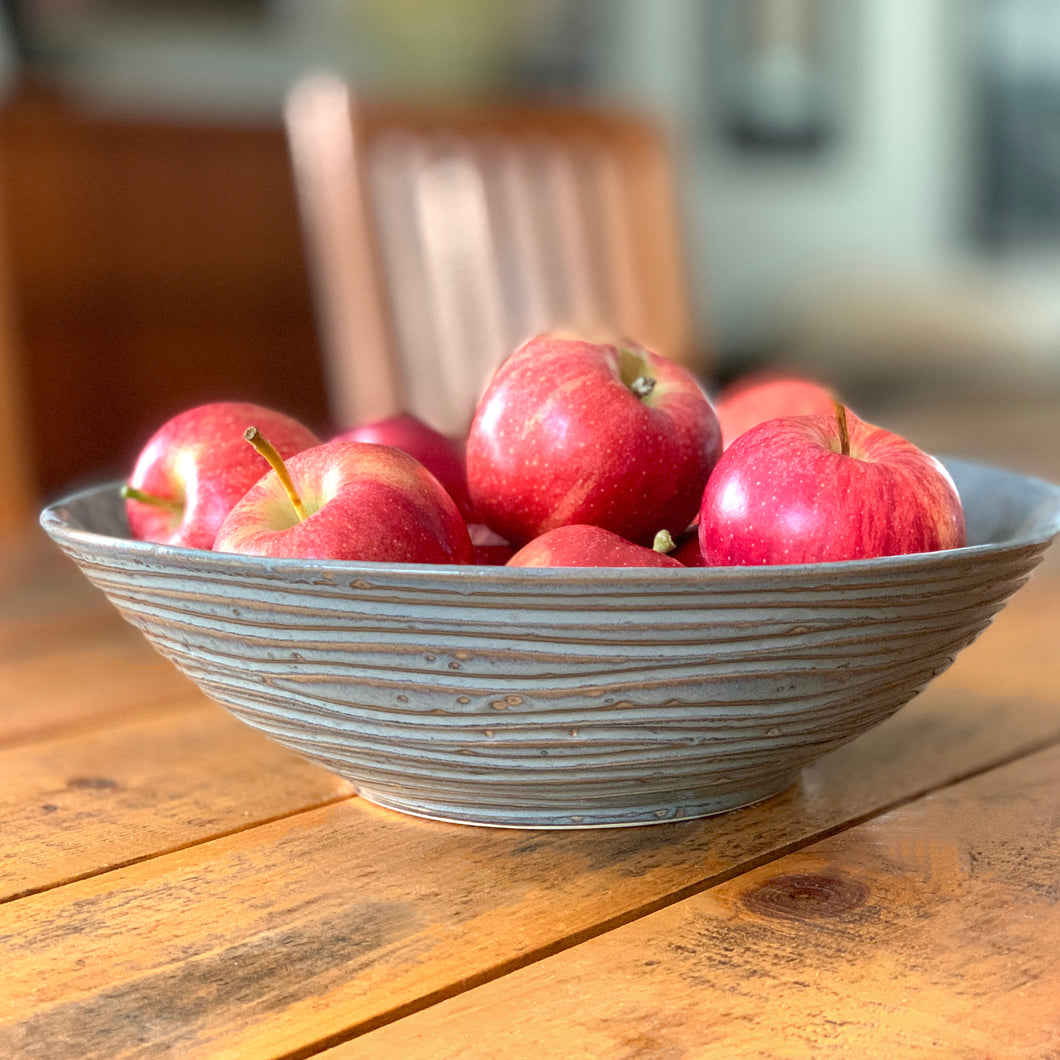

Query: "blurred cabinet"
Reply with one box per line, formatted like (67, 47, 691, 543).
(0, 83, 329, 503)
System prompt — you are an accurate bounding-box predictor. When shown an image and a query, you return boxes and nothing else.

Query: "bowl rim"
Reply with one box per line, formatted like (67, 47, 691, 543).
(39, 456, 1060, 586)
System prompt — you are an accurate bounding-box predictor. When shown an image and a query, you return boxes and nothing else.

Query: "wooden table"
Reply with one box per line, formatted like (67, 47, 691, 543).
(3, 395, 1059, 1058)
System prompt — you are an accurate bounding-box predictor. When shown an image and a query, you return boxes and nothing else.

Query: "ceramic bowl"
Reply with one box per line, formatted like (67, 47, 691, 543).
(41, 458, 1060, 828)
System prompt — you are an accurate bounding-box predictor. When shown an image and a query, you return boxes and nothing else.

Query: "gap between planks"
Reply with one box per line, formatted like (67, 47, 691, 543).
(214, 727, 1060, 1059)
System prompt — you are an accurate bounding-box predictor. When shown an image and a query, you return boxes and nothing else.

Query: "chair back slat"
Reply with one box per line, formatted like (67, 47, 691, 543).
(286, 74, 700, 437)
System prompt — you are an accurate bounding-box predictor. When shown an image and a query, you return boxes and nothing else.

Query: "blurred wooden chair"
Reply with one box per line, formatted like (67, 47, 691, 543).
(285, 73, 701, 438)
(0, 176, 34, 535)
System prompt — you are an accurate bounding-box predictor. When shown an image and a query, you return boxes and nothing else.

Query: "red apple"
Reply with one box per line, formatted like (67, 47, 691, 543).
(213, 433, 474, 564)
(466, 335, 722, 547)
(507, 525, 685, 568)
(123, 401, 320, 550)
(671, 526, 707, 567)
(332, 412, 473, 520)
(698, 405, 967, 566)
(714, 371, 837, 449)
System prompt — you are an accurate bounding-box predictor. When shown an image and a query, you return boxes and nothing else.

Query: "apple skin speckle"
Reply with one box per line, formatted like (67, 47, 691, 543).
(466, 335, 722, 548)
(507, 524, 686, 568)
(698, 411, 967, 566)
(124, 402, 320, 550)
(213, 441, 475, 565)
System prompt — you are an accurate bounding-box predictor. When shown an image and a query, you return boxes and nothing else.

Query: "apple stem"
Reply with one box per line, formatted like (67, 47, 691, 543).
(652, 529, 677, 554)
(244, 427, 309, 521)
(833, 401, 851, 457)
(121, 484, 182, 510)
(630, 375, 656, 398)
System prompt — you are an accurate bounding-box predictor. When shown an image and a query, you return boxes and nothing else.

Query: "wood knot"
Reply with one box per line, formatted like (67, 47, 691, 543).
(741, 872, 869, 921)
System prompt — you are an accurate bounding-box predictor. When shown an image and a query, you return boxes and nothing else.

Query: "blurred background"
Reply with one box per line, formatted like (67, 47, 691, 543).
(1, 0, 1059, 510)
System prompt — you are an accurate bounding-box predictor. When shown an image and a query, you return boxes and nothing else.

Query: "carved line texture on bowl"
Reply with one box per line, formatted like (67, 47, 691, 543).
(40, 458, 1060, 827)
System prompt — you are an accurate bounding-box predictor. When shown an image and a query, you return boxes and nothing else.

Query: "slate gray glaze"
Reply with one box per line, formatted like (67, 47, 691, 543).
(41, 458, 1060, 828)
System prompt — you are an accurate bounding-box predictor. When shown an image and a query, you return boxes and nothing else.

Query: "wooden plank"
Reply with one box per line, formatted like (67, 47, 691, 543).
(0, 536, 111, 618)
(0, 682, 1057, 1060)
(0, 626, 206, 747)
(0, 535, 196, 746)
(0, 601, 120, 666)
(0, 533, 130, 668)
(339, 742, 1060, 1059)
(929, 547, 1059, 704)
(0, 707, 353, 902)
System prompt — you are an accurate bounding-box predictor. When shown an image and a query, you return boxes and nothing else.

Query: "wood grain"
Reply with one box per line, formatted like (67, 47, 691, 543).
(1, 680, 1057, 1059)
(0, 532, 126, 668)
(1, 707, 352, 901)
(0, 625, 205, 746)
(931, 546, 1059, 704)
(335, 742, 1060, 1059)
(0, 533, 110, 609)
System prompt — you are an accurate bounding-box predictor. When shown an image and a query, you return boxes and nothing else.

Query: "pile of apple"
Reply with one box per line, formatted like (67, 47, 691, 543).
(121, 334, 967, 568)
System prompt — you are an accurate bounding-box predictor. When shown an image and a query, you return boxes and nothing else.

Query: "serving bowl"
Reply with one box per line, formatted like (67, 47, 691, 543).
(41, 457, 1060, 829)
